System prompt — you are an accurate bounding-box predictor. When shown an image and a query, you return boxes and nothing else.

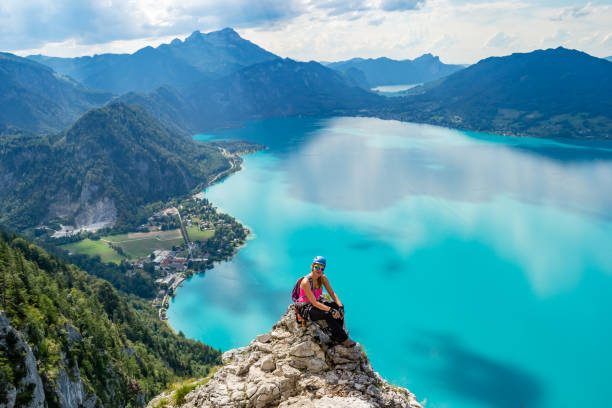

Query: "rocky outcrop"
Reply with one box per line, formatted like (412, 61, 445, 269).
(0, 314, 98, 408)
(0, 312, 45, 408)
(147, 305, 422, 408)
(53, 353, 98, 408)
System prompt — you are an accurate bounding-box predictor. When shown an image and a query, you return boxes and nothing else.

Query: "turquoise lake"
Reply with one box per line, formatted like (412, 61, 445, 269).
(168, 117, 612, 408)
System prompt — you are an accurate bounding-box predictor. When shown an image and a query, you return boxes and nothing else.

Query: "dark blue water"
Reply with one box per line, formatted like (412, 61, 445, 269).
(169, 117, 612, 408)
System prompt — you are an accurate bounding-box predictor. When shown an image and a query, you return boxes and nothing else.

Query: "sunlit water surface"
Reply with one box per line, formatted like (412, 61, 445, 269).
(168, 117, 612, 408)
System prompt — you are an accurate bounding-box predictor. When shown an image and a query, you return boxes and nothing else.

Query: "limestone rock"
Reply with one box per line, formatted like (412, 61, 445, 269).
(0, 312, 45, 408)
(148, 305, 422, 408)
(260, 355, 276, 372)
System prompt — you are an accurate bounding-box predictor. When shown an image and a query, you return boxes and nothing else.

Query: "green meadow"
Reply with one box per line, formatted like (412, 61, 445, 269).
(104, 230, 185, 259)
(62, 230, 185, 261)
(186, 226, 214, 242)
(62, 239, 126, 264)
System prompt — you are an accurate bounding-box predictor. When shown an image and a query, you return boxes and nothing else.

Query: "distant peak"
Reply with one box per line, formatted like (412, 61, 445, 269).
(414, 53, 439, 62)
(185, 30, 203, 42)
(207, 27, 241, 39)
(218, 27, 238, 35)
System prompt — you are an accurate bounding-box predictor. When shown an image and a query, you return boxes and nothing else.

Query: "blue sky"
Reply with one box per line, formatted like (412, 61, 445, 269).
(2, 0, 611, 63)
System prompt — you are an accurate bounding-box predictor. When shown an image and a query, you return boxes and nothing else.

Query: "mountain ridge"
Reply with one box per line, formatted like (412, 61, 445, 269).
(377, 47, 612, 139)
(119, 58, 384, 133)
(147, 305, 422, 408)
(326, 54, 465, 87)
(27, 28, 279, 94)
(0, 103, 231, 231)
(0, 52, 112, 133)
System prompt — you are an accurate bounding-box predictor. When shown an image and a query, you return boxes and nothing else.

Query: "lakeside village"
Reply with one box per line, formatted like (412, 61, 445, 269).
(41, 196, 249, 320)
(145, 199, 249, 320)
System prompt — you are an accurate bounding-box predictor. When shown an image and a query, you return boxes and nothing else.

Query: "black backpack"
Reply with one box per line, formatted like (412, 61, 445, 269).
(291, 276, 306, 302)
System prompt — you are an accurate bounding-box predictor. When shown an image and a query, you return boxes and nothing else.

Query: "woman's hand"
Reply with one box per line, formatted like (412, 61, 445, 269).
(329, 308, 342, 319)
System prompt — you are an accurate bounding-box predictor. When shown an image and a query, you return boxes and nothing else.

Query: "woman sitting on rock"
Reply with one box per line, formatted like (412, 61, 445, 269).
(296, 256, 356, 347)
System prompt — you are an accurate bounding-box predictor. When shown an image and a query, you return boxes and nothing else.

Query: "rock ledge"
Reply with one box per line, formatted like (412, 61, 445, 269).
(148, 305, 422, 408)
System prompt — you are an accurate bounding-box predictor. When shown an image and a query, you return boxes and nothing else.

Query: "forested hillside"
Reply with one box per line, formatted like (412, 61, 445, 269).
(0, 103, 231, 231)
(379, 47, 612, 138)
(0, 53, 111, 133)
(0, 232, 220, 407)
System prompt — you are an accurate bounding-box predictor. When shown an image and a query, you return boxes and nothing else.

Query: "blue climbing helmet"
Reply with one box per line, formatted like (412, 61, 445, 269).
(291, 256, 327, 303)
(312, 256, 326, 266)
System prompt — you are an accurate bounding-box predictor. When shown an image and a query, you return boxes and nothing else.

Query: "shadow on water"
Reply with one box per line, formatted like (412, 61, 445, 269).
(407, 331, 545, 408)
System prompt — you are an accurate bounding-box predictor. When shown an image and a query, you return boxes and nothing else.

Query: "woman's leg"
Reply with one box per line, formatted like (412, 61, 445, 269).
(309, 304, 348, 343)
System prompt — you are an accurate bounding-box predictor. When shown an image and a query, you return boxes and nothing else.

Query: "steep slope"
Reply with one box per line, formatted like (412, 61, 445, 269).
(121, 58, 385, 132)
(0, 233, 220, 407)
(29, 28, 278, 94)
(0, 53, 111, 133)
(0, 103, 230, 230)
(147, 305, 422, 408)
(327, 54, 465, 87)
(381, 47, 612, 138)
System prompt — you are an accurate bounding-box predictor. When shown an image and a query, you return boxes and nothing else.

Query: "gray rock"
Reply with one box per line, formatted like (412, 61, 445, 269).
(290, 341, 316, 358)
(149, 305, 422, 408)
(0, 312, 45, 408)
(260, 355, 275, 372)
(306, 358, 327, 373)
(279, 396, 375, 408)
(280, 364, 301, 378)
(253, 382, 280, 408)
(64, 323, 82, 344)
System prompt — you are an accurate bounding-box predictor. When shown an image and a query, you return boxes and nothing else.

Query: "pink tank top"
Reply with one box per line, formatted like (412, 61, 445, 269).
(298, 277, 323, 303)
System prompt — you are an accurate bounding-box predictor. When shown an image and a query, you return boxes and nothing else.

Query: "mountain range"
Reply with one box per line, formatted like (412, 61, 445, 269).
(325, 54, 465, 87)
(28, 28, 278, 94)
(119, 58, 384, 133)
(0, 52, 111, 133)
(17, 28, 612, 140)
(379, 47, 612, 138)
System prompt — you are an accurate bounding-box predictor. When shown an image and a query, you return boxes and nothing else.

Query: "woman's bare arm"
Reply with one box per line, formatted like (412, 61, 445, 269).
(301, 278, 331, 311)
(322, 276, 343, 308)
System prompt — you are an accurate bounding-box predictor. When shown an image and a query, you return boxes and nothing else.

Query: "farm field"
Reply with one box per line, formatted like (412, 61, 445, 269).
(103, 229, 185, 259)
(186, 226, 214, 242)
(61, 239, 126, 264)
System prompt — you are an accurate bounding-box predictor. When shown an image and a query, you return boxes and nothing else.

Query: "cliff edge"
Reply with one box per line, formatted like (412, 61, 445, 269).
(148, 305, 422, 408)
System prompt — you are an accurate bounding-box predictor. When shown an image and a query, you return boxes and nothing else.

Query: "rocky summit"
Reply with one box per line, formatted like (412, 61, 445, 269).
(148, 305, 422, 408)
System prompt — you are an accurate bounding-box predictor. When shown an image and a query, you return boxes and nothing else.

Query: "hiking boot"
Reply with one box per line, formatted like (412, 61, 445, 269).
(342, 339, 356, 347)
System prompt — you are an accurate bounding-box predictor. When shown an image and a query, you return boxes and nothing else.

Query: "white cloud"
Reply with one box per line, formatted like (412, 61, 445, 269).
(542, 29, 572, 48)
(485, 32, 517, 48)
(551, 2, 594, 21)
(380, 0, 425, 12)
(4, 0, 612, 63)
(0, 0, 304, 50)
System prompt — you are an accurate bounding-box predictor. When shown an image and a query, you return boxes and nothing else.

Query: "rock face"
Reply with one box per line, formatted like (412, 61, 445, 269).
(148, 305, 422, 408)
(0, 312, 45, 408)
(0, 313, 98, 408)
